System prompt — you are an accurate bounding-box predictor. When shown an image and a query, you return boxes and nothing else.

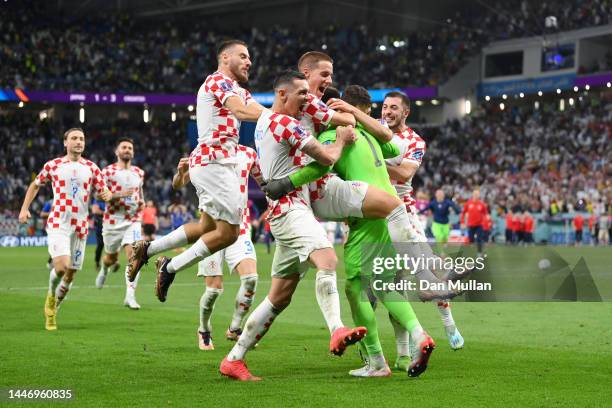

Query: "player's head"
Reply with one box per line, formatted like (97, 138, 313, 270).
(321, 86, 341, 104)
(115, 137, 134, 163)
(217, 39, 251, 82)
(382, 91, 410, 131)
(63, 127, 85, 156)
(472, 189, 481, 200)
(297, 51, 333, 98)
(342, 85, 371, 115)
(273, 70, 309, 117)
(146, 200, 154, 207)
(435, 189, 445, 201)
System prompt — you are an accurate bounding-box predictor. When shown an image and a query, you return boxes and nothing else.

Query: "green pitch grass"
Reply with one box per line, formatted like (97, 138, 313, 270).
(1, 244, 611, 407)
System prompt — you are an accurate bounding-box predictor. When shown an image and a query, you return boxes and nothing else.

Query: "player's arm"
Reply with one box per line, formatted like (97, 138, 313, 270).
(301, 125, 355, 166)
(224, 96, 264, 122)
(18, 181, 41, 224)
(379, 140, 400, 159)
(262, 128, 354, 200)
(419, 200, 434, 215)
(328, 98, 392, 142)
(386, 159, 419, 183)
(172, 158, 191, 190)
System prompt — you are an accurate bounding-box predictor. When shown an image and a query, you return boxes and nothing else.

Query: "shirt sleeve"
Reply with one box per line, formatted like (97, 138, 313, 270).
(91, 164, 107, 193)
(317, 129, 337, 145)
(34, 161, 52, 186)
(380, 141, 400, 159)
(403, 139, 426, 166)
(206, 75, 239, 105)
(301, 94, 333, 127)
(283, 118, 314, 150)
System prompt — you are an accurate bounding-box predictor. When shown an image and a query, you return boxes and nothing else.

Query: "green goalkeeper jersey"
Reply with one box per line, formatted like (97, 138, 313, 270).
(318, 123, 399, 197)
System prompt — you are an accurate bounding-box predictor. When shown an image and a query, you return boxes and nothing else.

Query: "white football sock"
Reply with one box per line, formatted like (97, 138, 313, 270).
(147, 226, 188, 257)
(389, 313, 411, 357)
(230, 274, 258, 331)
(315, 269, 343, 333)
(199, 287, 223, 332)
(228, 297, 280, 361)
(55, 280, 73, 308)
(386, 204, 447, 285)
(166, 239, 210, 273)
(437, 301, 455, 327)
(99, 263, 109, 276)
(48, 268, 61, 295)
(125, 266, 139, 294)
(369, 352, 387, 370)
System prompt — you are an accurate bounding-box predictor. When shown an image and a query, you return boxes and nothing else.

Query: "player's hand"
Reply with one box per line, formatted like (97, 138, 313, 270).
(99, 188, 112, 202)
(262, 176, 295, 201)
(177, 157, 189, 175)
(327, 98, 355, 114)
(336, 125, 357, 145)
(18, 209, 31, 224)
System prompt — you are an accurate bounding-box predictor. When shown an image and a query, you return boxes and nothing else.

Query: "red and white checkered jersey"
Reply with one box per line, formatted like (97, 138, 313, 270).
(34, 156, 106, 239)
(235, 145, 263, 235)
(385, 127, 426, 209)
(192, 70, 254, 167)
(101, 163, 145, 229)
(254, 108, 314, 219)
(298, 93, 334, 137)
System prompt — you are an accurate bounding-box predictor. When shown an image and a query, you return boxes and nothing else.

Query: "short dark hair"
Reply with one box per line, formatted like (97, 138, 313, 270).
(273, 70, 306, 90)
(321, 86, 341, 104)
(63, 127, 84, 140)
(384, 91, 410, 110)
(116, 137, 134, 148)
(216, 39, 247, 58)
(342, 85, 371, 108)
(297, 51, 333, 71)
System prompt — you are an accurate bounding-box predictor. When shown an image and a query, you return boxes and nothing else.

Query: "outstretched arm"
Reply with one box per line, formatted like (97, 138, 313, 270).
(19, 182, 40, 224)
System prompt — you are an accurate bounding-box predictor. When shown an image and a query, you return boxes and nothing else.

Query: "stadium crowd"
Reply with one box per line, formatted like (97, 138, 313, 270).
(415, 97, 611, 218)
(1, 0, 610, 93)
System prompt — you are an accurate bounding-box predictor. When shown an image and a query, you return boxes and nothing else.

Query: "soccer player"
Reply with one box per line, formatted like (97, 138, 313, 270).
(220, 70, 365, 381)
(95, 137, 145, 310)
(317, 85, 436, 377)
(173, 146, 262, 351)
(460, 189, 489, 256)
(382, 91, 465, 352)
(141, 200, 158, 241)
(90, 198, 106, 271)
(18, 128, 111, 330)
(421, 189, 461, 255)
(573, 213, 584, 245)
(126, 39, 264, 301)
(40, 199, 53, 269)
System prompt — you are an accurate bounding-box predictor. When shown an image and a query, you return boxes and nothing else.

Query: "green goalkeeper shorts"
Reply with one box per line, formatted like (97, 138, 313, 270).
(431, 221, 450, 243)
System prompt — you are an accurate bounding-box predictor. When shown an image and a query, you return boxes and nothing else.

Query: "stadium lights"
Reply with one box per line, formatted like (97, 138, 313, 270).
(608, 82, 611, 88)
(556, 88, 561, 94)
(39, 111, 47, 121)
(573, 86, 579, 92)
(322, 44, 327, 50)
(502, 94, 507, 100)
(143, 107, 149, 123)
(519, 93, 524, 98)
(569, 97, 574, 106)
(534, 101, 540, 110)
(499, 103, 505, 110)
(18, 101, 24, 108)
(171, 111, 176, 122)
(559, 99, 565, 111)
(538, 91, 543, 96)
(378, 45, 387, 51)
(79, 107, 85, 123)
(485, 95, 490, 101)
(465, 100, 471, 115)
(415, 100, 423, 106)
(585, 84, 590, 90)
(188, 105, 194, 112)
(431, 99, 439, 105)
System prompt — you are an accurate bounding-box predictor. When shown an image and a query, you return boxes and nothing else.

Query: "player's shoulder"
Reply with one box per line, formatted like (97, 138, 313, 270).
(131, 165, 145, 177)
(204, 71, 235, 90)
(79, 157, 102, 171)
(44, 156, 67, 168)
(269, 112, 301, 129)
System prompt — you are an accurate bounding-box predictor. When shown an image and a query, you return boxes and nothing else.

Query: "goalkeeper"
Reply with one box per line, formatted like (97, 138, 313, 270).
(264, 85, 437, 378)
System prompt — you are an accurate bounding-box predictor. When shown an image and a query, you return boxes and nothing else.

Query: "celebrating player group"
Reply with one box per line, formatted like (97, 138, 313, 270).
(19, 39, 472, 381)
